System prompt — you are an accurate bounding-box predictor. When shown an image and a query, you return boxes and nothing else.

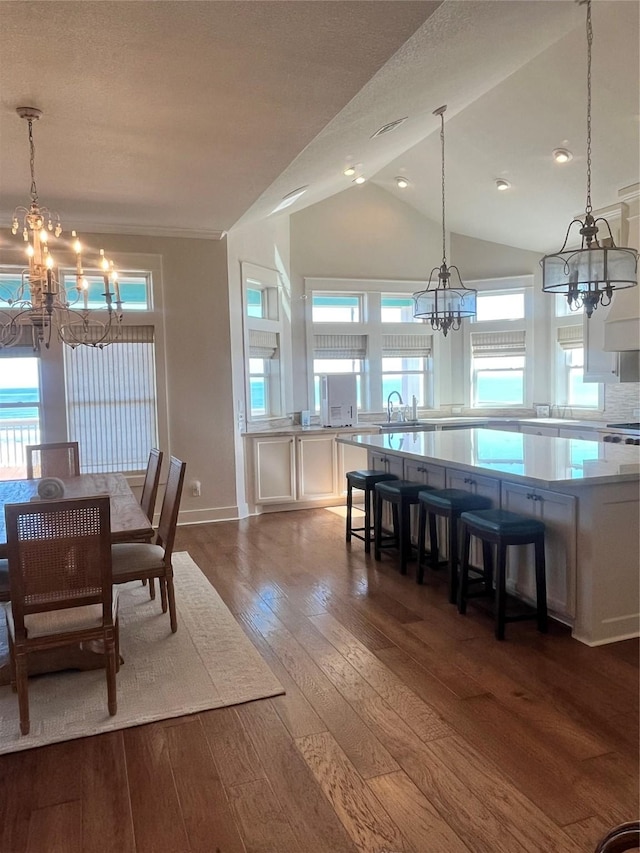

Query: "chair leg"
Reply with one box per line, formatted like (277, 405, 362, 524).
(447, 512, 459, 605)
(534, 535, 548, 634)
(115, 617, 121, 673)
(363, 486, 372, 554)
(374, 492, 383, 560)
(495, 543, 507, 641)
(482, 540, 494, 595)
(428, 512, 439, 569)
(15, 651, 30, 735)
(399, 500, 411, 575)
(346, 482, 353, 543)
(160, 578, 168, 613)
(105, 634, 118, 716)
(148, 577, 156, 600)
(416, 503, 427, 584)
(8, 631, 17, 692)
(457, 527, 472, 614)
(166, 570, 178, 633)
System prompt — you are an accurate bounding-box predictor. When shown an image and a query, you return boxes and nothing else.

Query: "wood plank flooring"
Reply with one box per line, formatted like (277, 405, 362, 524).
(1, 508, 638, 852)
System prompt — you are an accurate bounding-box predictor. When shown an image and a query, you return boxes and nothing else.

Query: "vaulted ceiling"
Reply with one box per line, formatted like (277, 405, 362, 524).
(1, 0, 638, 254)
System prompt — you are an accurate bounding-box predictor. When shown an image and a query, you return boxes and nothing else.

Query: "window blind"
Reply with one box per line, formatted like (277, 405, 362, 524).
(249, 330, 278, 359)
(382, 333, 432, 357)
(557, 325, 583, 350)
(313, 334, 367, 359)
(64, 325, 158, 473)
(471, 330, 526, 356)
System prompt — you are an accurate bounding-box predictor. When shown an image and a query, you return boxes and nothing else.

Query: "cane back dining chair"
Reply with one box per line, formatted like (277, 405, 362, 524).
(111, 456, 186, 633)
(138, 448, 164, 599)
(26, 441, 81, 479)
(4, 495, 118, 736)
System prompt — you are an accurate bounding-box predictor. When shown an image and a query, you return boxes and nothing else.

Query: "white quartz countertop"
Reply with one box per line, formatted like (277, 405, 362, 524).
(340, 428, 640, 487)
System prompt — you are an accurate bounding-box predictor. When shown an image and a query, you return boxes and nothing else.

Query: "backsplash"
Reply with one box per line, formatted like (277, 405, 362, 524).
(602, 383, 640, 421)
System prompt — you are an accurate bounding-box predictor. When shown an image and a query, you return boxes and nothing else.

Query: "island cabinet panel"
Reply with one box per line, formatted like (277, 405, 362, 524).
(253, 436, 297, 504)
(296, 434, 337, 501)
(447, 469, 501, 566)
(370, 451, 404, 479)
(500, 482, 577, 621)
(336, 436, 369, 497)
(403, 459, 447, 552)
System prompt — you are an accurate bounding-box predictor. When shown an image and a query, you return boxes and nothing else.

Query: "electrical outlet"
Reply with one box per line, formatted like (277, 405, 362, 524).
(191, 480, 201, 497)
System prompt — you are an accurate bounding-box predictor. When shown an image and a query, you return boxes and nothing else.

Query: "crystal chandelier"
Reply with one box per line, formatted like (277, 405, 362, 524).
(413, 105, 476, 336)
(541, 0, 638, 318)
(2, 107, 123, 350)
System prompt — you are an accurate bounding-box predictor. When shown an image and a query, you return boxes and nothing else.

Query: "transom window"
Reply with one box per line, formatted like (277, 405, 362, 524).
(61, 271, 150, 310)
(381, 295, 420, 323)
(312, 293, 362, 323)
(475, 291, 525, 322)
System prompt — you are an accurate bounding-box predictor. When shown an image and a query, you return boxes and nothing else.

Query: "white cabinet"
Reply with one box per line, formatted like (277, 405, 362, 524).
(500, 481, 577, 621)
(584, 301, 620, 383)
(253, 435, 296, 504)
(558, 427, 599, 441)
(520, 425, 559, 437)
(404, 459, 446, 488)
(336, 435, 369, 496)
(370, 451, 404, 479)
(296, 434, 337, 501)
(446, 469, 501, 565)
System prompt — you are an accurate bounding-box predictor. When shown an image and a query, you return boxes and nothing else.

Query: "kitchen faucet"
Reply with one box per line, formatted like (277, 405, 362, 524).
(386, 390, 404, 422)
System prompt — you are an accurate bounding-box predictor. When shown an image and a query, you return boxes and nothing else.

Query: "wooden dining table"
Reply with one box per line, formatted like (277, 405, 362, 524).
(0, 472, 154, 685)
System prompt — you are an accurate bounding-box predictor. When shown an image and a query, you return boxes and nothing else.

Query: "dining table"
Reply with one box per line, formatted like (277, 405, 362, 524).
(0, 472, 154, 685)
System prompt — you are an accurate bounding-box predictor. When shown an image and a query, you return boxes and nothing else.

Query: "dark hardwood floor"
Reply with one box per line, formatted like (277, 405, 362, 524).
(1, 508, 638, 852)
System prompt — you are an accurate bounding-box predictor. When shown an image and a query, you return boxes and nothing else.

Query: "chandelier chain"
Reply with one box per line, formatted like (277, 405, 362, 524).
(439, 110, 446, 265)
(28, 119, 38, 203)
(585, 0, 592, 216)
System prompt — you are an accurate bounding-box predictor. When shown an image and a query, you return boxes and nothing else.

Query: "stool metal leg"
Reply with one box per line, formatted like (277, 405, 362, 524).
(534, 533, 548, 633)
(346, 482, 353, 543)
(495, 543, 507, 641)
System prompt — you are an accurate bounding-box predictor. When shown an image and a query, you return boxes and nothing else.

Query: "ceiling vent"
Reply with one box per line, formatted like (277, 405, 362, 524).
(371, 117, 408, 138)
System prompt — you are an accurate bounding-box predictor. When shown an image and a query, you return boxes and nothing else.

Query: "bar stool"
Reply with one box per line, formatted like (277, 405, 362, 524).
(345, 470, 399, 553)
(457, 508, 548, 641)
(374, 480, 429, 575)
(416, 489, 492, 602)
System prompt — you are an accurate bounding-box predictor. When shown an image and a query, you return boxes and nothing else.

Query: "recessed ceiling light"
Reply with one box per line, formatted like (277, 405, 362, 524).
(269, 186, 308, 214)
(354, 176, 366, 185)
(552, 148, 573, 163)
(395, 176, 409, 189)
(343, 166, 356, 176)
(495, 179, 511, 191)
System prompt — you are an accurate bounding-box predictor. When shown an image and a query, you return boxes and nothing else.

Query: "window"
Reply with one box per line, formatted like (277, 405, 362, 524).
(248, 330, 280, 418)
(556, 326, 599, 408)
(64, 326, 158, 473)
(246, 287, 265, 319)
(61, 271, 150, 311)
(381, 334, 432, 406)
(0, 353, 41, 479)
(381, 295, 420, 323)
(556, 294, 584, 317)
(313, 334, 366, 410)
(312, 293, 361, 323)
(471, 331, 526, 407)
(475, 291, 525, 322)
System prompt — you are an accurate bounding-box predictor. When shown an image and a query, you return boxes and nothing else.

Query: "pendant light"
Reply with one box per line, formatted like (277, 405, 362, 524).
(541, 0, 638, 317)
(413, 105, 476, 336)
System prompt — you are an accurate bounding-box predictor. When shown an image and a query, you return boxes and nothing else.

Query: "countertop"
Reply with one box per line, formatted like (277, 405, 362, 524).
(339, 428, 640, 488)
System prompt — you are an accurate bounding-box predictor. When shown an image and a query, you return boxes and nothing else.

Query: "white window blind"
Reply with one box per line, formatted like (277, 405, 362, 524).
(382, 333, 432, 357)
(557, 325, 583, 350)
(471, 330, 526, 356)
(313, 334, 367, 359)
(64, 325, 158, 473)
(249, 329, 278, 359)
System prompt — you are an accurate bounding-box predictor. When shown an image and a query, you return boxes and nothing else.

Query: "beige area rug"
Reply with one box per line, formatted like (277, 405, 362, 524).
(0, 552, 284, 754)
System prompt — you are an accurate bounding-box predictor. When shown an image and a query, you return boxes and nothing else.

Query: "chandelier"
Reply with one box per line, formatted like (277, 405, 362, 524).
(2, 107, 123, 350)
(413, 105, 476, 336)
(541, 0, 638, 317)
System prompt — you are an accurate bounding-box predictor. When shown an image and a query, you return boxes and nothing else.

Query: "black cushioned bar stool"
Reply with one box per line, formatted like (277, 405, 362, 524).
(416, 489, 492, 602)
(345, 470, 399, 553)
(374, 480, 429, 575)
(458, 508, 548, 641)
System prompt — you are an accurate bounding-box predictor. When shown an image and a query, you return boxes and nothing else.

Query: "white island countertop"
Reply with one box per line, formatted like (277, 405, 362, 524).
(342, 428, 640, 488)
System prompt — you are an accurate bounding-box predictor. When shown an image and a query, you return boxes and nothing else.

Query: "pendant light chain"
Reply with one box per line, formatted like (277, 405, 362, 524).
(28, 118, 38, 204)
(584, 0, 592, 216)
(439, 110, 447, 265)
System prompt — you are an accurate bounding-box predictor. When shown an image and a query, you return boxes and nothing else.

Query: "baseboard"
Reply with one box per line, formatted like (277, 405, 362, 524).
(177, 506, 241, 525)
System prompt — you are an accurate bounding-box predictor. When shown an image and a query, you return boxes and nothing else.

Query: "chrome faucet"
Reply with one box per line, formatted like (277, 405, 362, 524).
(386, 390, 404, 422)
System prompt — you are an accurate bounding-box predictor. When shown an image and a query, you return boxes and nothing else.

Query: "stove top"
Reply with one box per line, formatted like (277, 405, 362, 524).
(607, 422, 640, 430)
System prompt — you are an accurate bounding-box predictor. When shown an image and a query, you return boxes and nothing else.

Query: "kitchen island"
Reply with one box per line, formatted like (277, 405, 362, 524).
(339, 428, 640, 646)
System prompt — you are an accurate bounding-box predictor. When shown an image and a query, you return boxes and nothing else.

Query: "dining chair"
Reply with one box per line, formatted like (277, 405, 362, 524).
(138, 447, 163, 600)
(4, 495, 118, 735)
(26, 441, 81, 479)
(111, 456, 186, 633)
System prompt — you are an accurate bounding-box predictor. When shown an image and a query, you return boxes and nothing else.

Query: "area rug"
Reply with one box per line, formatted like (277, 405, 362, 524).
(0, 552, 284, 754)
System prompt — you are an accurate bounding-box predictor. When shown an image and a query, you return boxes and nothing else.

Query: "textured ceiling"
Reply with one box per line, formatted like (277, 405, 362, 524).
(0, 0, 638, 253)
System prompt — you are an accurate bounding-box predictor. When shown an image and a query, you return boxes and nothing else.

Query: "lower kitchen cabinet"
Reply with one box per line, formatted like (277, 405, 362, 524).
(500, 481, 577, 621)
(370, 450, 404, 479)
(252, 435, 296, 504)
(296, 433, 337, 501)
(446, 469, 501, 566)
(336, 434, 369, 496)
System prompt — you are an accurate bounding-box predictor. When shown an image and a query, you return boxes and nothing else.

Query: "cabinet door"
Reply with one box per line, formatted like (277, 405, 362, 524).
(369, 451, 403, 478)
(501, 482, 576, 620)
(446, 469, 501, 564)
(558, 427, 598, 441)
(253, 436, 296, 504)
(584, 302, 620, 383)
(297, 435, 337, 500)
(404, 460, 447, 551)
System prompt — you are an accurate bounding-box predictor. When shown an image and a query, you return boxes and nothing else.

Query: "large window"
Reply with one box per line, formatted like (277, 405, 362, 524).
(470, 331, 526, 407)
(556, 326, 599, 408)
(312, 334, 366, 410)
(0, 354, 41, 478)
(381, 334, 432, 407)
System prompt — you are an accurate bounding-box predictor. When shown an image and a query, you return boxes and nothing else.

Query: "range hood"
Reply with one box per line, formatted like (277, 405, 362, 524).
(603, 288, 640, 352)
